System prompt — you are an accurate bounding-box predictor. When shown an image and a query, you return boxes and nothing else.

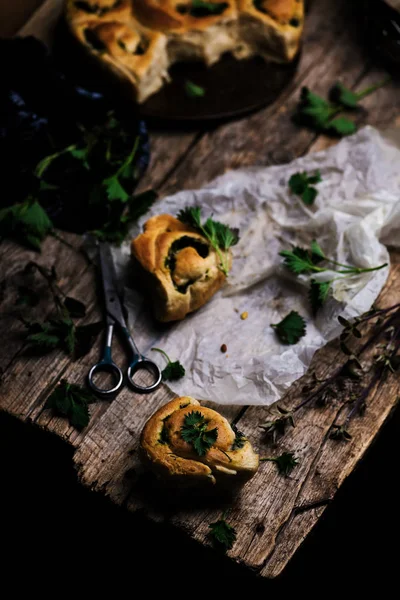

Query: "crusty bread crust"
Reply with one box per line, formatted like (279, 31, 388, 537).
(140, 397, 259, 488)
(66, 0, 304, 102)
(131, 214, 230, 322)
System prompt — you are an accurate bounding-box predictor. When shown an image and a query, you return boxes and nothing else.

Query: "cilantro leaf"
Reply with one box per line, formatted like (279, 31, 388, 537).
(180, 410, 218, 456)
(184, 80, 206, 98)
(309, 279, 332, 314)
(45, 379, 96, 430)
(261, 452, 299, 477)
(271, 311, 306, 345)
(151, 347, 185, 381)
(208, 516, 237, 552)
(289, 170, 322, 206)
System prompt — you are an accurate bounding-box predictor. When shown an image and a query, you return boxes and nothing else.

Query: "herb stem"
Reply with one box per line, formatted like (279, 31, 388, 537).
(151, 347, 170, 363)
(356, 76, 391, 101)
(35, 144, 78, 178)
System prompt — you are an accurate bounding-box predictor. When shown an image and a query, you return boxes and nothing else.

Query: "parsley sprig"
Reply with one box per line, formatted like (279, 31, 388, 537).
(151, 347, 185, 381)
(280, 240, 387, 314)
(180, 410, 218, 456)
(294, 77, 390, 136)
(208, 512, 237, 552)
(45, 379, 97, 429)
(260, 452, 299, 477)
(177, 206, 239, 276)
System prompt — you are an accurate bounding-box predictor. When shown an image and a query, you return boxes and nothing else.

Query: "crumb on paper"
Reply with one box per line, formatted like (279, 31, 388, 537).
(241, 311, 248, 320)
(220, 343, 227, 353)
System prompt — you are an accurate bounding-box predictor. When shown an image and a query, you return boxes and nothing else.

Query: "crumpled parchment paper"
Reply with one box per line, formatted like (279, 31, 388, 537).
(113, 126, 400, 406)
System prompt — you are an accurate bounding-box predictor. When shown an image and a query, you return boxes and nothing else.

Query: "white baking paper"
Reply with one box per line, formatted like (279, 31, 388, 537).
(115, 127, 400, 406)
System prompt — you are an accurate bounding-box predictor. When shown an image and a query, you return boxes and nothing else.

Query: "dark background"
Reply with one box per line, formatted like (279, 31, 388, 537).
(1, 403, 399, 591)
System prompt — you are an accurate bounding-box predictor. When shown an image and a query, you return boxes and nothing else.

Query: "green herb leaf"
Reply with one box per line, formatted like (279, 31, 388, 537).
(260, 406, 295, 442)
(184, 80, 206, 98)
(208, 516, 237, 552)
(151, 347, 185, 381)
(271, 311, 306, 345)
(0, 199, 53, 250)
(176, 206, 239, 275)
(328, 117, 357, 137)
(309, 279, 332, 314)
(261, 452, 299, 477)
(279, 246, 322, 274)
(92, 189, 157, 245)
(45, 379, 96, 430)
(330, 82, 359, 109)
(180, 410, 218, 456)
(25, 317, 75, 355)
(289, 170, 322, 206)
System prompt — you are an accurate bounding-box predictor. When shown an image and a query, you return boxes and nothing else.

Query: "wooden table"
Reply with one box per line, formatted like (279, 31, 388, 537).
(1, 0, 400, 579)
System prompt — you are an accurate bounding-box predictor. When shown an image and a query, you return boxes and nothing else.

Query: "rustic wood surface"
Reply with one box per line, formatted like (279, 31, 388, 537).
(1, 0, 400, 579)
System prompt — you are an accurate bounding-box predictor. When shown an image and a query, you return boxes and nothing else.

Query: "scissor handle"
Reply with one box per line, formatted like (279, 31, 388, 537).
(127, 357, 162, 394)
(88, 359, 124, 397)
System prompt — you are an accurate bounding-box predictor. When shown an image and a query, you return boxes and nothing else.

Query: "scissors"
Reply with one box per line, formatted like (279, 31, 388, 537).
(88, 242, 162, 396)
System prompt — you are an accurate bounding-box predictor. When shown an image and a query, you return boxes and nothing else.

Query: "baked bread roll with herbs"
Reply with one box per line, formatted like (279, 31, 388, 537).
(66, 0, 304, 102)
(131, 208, 239, 322)
(140, 397, 259, 487)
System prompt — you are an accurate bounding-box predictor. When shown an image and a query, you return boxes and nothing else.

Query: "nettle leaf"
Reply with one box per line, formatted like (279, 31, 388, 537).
(328, 117, 357, 137)
(208, 517, 237, 552)
(45, 379, 97, 430)
(330, 82, 359, 109)
(271, 311, 306, 345)
(289, 171, 322, 206)
(0, 199, 53, 250)
(309, 279, 332, 315)
(279, 246, 320, 275)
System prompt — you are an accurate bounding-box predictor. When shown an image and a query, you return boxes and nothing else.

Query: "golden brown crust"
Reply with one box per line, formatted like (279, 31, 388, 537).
(131, 214, 230, 322)
(65, 0, 304, 102)
(140, 397, 259, 488)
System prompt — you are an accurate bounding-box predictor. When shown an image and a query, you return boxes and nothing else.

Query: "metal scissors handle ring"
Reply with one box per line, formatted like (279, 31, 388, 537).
(87, 243, 162, 397)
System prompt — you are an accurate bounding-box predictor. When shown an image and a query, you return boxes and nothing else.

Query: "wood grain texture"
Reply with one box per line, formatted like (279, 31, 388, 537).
(1, 0, 400, 579)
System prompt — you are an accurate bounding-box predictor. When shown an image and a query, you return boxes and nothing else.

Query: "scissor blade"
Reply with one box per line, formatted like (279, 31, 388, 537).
(98, 243, 127, 327)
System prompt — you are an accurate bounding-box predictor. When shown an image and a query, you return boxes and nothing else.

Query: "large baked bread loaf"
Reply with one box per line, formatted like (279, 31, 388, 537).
(66, 0, 304, 102)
